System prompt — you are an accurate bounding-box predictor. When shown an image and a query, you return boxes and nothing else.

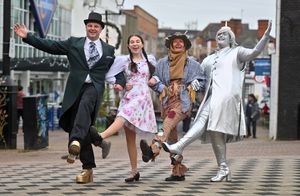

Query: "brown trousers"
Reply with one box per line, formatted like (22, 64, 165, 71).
(151, 95, 190, 176)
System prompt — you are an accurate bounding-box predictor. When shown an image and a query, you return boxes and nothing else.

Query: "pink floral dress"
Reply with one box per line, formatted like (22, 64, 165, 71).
(112, 55, 157, 134)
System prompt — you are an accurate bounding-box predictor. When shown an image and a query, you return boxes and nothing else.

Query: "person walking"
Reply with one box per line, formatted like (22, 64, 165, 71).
(162, 21, 272, 182)
(98, 34, 157, 182)
(139, 32, 205, 181)
(245, 94, 260, 138)
(14, 11, 126, 184)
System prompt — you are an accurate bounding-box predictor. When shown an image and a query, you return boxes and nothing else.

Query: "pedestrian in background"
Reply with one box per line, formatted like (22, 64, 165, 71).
(14, 11, 126, 184)
(245, 94, 260, 138)
(16, 85, 25, 131)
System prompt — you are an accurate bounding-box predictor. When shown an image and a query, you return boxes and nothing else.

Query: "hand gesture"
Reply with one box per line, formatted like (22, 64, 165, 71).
(148, 77, 157, 87)
(14, 24, 29, 38)
(125, 84, 133, 91)
(264, 20, 272, 37)
(113, 84, 123, 91)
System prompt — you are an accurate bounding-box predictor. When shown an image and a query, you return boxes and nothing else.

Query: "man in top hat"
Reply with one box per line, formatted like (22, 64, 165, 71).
(139, 32, 205, 181)
(14, 12, 126, 183)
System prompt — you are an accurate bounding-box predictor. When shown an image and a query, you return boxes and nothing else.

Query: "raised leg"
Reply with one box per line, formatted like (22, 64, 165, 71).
(162, 99, 210, 155)
(100, 117, 125, 139)
(140, 106, 186, 163)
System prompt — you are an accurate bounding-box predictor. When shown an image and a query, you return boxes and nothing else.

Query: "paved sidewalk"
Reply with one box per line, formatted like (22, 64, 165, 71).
(0, 126, 300, 195)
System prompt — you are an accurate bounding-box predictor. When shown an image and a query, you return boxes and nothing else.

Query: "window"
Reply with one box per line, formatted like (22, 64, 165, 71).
(10, 2, 71, 59)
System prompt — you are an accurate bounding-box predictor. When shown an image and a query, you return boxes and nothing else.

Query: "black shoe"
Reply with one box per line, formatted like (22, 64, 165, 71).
(165, 175, 185, 181)
(140, 140, 153, 162)
(99, 140, 111, 159)
(125, 172, 140, 182)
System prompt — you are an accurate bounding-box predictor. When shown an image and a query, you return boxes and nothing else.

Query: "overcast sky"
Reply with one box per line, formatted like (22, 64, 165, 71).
(123, 0, 277, 36)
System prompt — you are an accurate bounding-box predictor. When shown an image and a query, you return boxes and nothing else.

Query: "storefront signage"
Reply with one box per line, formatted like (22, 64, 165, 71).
(254, 58, 271, 76)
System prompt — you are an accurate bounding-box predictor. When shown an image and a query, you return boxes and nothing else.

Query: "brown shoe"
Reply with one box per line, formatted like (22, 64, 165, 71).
(76, 169, 93, 184)
(66, 154, 78, 164)
(69, 140, 80, 155)
(67, 141, 80, 164)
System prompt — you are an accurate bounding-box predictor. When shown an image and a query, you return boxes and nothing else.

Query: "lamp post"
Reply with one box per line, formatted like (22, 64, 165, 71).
(0, 0, 18, 149)
(85, 0, 124, 117)
(102, 0, 124, 113)
(85, 0, 124, 46)
(104, 0, 125, 44)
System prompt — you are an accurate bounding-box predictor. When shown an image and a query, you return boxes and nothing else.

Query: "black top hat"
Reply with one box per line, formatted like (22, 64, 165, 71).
(84, 12, 105, 28)
(165, 32, 191, 50)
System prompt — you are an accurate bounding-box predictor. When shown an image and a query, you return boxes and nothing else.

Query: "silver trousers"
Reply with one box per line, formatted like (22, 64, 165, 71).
(210, 131, 226, 166)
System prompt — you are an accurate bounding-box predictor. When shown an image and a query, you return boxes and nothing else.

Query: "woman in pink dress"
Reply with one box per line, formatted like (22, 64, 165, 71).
(99, 34, 157, 182)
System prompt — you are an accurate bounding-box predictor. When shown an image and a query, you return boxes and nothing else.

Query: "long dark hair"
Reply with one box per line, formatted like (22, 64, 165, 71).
(127, 34, 155, 76)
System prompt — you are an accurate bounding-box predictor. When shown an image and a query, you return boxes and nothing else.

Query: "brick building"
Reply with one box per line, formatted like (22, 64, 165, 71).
(156, 29, 201, 59)
(198, 19, 275, 62)
(120, 6, 158, 55)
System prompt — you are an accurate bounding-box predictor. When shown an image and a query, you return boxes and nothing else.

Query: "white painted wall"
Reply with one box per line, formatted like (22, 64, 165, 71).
(269, 0, 281, 140)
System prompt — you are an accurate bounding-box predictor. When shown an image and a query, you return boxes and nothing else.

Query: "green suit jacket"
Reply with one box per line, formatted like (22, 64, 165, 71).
(23, 33, 126, 132)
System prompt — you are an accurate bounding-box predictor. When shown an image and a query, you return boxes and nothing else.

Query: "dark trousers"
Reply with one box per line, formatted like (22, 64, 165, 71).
(69, 83, 102, 169)
(182, 117, 191, 133)
(246, 118, 257, 138)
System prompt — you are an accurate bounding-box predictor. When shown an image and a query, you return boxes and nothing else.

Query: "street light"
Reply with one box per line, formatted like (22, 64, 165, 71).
(104, 0, 125, 44)
(115, 0, 125, 7)
(103, 0, 124, 112)
(84, 0, 124, 46)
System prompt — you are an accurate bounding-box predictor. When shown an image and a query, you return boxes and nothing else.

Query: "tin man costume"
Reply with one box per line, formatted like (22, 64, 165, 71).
(163, 21, 272, 182)
(140, 32, 205, 181)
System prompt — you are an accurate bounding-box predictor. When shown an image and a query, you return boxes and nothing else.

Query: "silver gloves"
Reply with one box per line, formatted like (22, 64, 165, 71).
(191, 79, 201, 91)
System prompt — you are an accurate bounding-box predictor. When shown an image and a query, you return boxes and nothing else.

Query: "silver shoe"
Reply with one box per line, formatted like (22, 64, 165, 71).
(170, 154, 183, 163)
(162, 141, 183, 155)
(210, 163, 232, 182)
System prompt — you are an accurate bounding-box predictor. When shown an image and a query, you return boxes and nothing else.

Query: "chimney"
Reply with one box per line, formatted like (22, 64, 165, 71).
(220, 21, 226, 27)
(228, 19, 242, 39)
(257, 19, 269, 39)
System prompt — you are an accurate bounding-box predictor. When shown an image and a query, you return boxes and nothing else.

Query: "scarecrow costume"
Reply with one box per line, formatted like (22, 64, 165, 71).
(140, 32, 205, 181)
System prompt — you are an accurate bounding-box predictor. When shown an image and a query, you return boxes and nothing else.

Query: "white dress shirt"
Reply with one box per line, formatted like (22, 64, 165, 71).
(84, 38, 103, 83)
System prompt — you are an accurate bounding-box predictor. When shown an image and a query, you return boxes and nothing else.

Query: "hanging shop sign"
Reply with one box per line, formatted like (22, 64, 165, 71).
(29, 0, 57, 38)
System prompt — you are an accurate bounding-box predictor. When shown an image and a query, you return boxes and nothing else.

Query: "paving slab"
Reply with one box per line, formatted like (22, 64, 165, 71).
(0, 126, 299, 195)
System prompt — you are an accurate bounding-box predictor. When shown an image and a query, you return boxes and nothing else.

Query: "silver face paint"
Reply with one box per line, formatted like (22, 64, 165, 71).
(215, 26, 237, 48)
(216, 31, 230, 49)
